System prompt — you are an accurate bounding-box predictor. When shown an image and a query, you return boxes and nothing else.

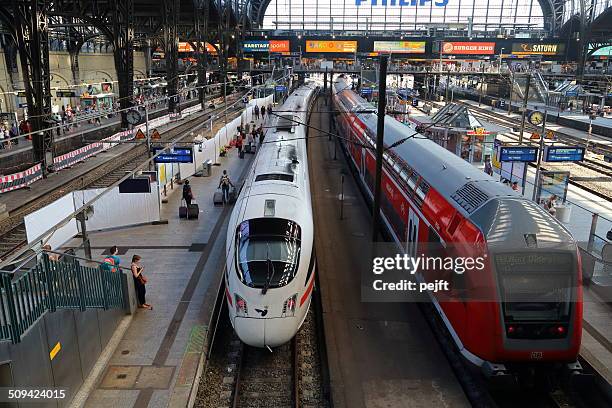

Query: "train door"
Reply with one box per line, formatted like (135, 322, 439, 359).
(360, 148, 366, 179)
(405, 207, 419, 258)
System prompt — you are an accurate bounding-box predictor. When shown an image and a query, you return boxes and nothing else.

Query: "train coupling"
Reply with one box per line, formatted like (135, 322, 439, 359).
(481, 362, 515, 387)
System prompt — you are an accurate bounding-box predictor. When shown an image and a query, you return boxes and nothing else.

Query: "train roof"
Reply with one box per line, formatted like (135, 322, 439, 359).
(333, 78, 576, 245)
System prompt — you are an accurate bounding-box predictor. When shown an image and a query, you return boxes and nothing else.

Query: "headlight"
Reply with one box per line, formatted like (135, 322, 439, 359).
(235, 294, 248, 317)
(282, 294, 297, 317)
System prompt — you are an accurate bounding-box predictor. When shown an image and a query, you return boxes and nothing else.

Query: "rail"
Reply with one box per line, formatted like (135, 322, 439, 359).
(0, 253, 125, 344)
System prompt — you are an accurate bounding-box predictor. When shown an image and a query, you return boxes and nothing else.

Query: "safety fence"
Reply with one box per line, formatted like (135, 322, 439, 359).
(0, 256, 125, 343)
(0, 164, 43, 194)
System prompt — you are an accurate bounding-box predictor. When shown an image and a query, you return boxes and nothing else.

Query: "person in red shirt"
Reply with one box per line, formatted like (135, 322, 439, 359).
(235, 134, 243, 157)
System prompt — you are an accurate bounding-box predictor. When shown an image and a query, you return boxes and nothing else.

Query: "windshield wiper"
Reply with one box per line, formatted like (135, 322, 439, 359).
(261, 244, 276, 295)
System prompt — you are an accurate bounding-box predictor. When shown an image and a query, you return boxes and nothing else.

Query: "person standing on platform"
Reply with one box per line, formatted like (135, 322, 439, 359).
(103, 246, 121, 273)
(131, 255, 152, 310)
(236, 135, 243, 157)
(261, 105, 266, 119)
(511, 181, 519, 191)
(484, 156, 493, 176)
(254, 104, 260, 120)
(268, 103, 273, 118)
(182, 180, 193, 206)
(219, 170, 234, 204)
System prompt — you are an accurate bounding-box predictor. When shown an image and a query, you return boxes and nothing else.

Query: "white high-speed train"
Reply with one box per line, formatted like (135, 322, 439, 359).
(225, 83, 318, 348)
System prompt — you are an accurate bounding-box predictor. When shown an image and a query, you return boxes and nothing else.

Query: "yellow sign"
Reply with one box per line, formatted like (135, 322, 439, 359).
(151, 129, 161, 140)
(467, 127, 490, 136)
(545, 130, 555, 140)
(135, 129, 146, 140)
(50, 342, 61, 360)
(373, 41, 426, 54)
(305, 40, 357, 53)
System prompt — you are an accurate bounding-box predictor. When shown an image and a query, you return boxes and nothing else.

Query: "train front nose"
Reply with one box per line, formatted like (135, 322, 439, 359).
(235, 317, 298, 348)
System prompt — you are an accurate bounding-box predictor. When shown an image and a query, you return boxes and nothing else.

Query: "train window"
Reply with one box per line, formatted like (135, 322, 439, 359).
(447, 211, 463, 236)
(235, 218, 302, 289)
(414, 180, 430, 207)
(407, 172, 419, 193)
(255, 173, 294, 182)
(399, 169, 409, 182)
(393, 162, 402, 174)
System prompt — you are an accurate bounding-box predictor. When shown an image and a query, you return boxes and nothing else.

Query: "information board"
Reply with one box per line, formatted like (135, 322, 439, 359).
(499, 146, 538, 162)
(153, 147, 193, 163)
(544, 146, 585, 162)
(275, 85, 287, 92)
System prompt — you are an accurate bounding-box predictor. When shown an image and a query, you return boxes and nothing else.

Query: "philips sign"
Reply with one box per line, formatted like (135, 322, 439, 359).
(355, 0, 449, 6)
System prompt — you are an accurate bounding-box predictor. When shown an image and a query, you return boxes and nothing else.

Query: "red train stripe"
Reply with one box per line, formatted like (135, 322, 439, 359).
(225, 285, 233, 306)
(300, 273, 315, 307)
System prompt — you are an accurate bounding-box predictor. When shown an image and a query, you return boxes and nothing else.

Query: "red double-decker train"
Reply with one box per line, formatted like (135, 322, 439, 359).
(332, 77, 583, 377)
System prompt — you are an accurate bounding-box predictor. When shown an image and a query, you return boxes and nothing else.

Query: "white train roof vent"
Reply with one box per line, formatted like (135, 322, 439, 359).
(255, 173, 294, 182)
(451, 182, 490, 214)
(275, 114, 295, 132)
(264, 199, 276, 217)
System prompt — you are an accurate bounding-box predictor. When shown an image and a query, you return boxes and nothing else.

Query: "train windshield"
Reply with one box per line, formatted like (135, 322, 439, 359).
(495, 253, 574, 322)
(235, 218, 301, 289)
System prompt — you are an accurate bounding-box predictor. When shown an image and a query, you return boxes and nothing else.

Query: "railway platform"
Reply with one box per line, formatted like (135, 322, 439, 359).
(0, 96, 200, 168)
(63, 138, 255, 408)
(308, 97, 470, 407)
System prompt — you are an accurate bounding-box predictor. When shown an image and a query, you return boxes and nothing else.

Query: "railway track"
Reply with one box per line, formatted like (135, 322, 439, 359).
(0, 97, 241, 262)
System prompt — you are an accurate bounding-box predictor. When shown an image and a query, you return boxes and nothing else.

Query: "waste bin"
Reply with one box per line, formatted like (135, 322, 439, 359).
(202, 160, 212, 177)
(555, 205, 572, 223)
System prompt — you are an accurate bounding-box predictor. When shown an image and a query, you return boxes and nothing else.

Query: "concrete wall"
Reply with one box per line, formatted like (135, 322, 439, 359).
(0, 50, 147, 114)
(0, 273, 135, 408)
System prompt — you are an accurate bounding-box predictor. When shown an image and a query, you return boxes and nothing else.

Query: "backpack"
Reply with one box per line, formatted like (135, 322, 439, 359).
(102, 257, 116, 273)
(221, 175, 230, 186)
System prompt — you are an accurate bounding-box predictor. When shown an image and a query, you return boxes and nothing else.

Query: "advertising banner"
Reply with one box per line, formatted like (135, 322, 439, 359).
(269, 40, 290, 53)
(178, 42, 218, 54)
(373, 41, 426, 54)
(242, 40, 290, 53)
(441, 42, 495, 55)
(306, 40, 358, 53)
(511, 43, 565, 56)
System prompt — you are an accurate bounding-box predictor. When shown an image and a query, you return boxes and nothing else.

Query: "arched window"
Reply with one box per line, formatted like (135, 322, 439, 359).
(262, 0, 545, 31)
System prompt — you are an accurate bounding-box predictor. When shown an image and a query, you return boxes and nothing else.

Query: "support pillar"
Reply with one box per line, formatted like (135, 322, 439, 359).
(1, 34, 20, 113)
(13, 0, 53, 173)
(66, 30, 83, 109)
(194, 0, 208, 109)
(164, 0, 180, 114)
(111, 0, 134, 129)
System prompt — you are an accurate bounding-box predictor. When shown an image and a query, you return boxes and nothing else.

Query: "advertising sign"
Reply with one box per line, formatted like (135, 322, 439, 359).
(178, 42, 218, 54)
(242, 40, 270, 52)
(544, 146, 585, 162)
(441, 42, 495, 55)
(242, 40, 290, 53)
(306, 40, 358, 53)
(269, 40, 290, 53)
(511, 43, 565, 56)
(499, 146, 538, 162)
(373, 41, 426, 54)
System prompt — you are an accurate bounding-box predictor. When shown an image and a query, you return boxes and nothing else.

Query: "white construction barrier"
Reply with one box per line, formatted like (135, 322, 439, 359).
(24, 193, 79, 249)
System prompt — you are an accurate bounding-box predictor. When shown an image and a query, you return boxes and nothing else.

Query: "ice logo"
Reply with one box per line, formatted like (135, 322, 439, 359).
(355, 0, 449, 6)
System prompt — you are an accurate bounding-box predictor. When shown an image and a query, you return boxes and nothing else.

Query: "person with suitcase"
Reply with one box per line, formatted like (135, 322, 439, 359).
(218, 170, 234, 204)
(182, 180, 193, 206)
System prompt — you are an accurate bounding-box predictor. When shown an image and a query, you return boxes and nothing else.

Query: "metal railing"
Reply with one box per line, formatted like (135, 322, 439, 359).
(0, 254, 125, 343)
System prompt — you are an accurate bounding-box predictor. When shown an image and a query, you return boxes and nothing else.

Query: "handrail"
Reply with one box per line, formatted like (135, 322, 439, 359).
(0, 254, 126, 343)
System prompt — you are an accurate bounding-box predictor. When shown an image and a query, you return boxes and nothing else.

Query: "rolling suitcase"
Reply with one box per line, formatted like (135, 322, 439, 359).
(187, 203, 199, 219)
(239, 149, 245, 159)
(213, 190, 223, 206)
(229, 187, 237, 204)
(244, 143, 251, 153)
(179, 199, 188, 218)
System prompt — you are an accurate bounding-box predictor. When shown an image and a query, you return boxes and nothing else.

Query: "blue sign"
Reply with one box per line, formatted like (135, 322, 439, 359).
(242, 41, 269, 52)
(499, 146, 538, 162)
(544, 146, 585, 162)
(355, 0, 449, 6)
(154, 147, 193, 163)
(275, 85, 287, 92)
(361, 88, 373, 95)
(565, 90, 579, 97)
(411, 98, 419, 107)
